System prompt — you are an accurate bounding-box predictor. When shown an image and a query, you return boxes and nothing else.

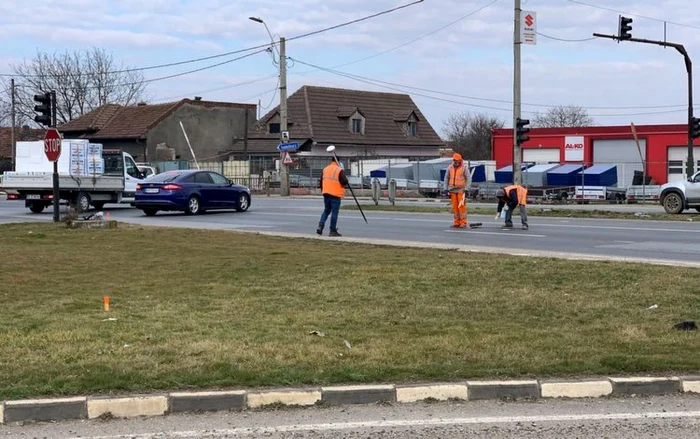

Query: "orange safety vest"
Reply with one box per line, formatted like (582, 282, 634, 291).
(504, 185, 528, 205)
(447, 164, 467, 190)
(322, 162, 345, 198)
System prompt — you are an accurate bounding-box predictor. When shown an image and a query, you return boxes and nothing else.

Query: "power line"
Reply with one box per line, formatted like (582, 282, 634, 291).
(290, 58, 689, 111)
(567, 0, 700, 30)
(152, 75, 278, 103)
(536, 32, 597, 42)
(290, 57, 696, 117)
(0, 0, 425, 79)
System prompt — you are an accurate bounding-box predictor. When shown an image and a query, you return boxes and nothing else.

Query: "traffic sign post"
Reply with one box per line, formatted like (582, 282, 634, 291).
(277, 142, 299, 152)
(44, 128, 61, 222)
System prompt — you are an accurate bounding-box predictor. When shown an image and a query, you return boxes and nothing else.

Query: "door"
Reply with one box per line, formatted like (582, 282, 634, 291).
(667, 146, 700, 183)
(193, 172, 217, 208)
(592, 139, 645, 188)
(522, 148, 559, 164)
(687, 172, 700, 203)
(207, 172, 235, 208)
(122, 154, 143, 202)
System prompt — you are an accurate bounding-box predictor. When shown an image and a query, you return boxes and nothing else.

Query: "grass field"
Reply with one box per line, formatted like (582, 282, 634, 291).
(1, 222, 699, 400)
(344, 203, 700, 221)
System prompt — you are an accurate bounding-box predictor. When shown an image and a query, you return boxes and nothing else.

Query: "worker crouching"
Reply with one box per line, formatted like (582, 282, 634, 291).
(443, 153, 470, 228)
(496, 185, 529, 230)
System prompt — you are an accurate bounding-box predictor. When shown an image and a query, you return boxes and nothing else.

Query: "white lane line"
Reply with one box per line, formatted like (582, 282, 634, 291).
(444, 229, 546, 238)
(72, 410, 700, 438)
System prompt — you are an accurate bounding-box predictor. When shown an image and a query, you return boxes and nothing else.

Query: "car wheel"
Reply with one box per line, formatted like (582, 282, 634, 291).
(143, 208, 158, 217)
(662, 192, 684, 214)
(29, 202, 45, 214)
(92, 202, 105, 211)
(695, 207, 700, 214)
(185, 196, 201, 215)
(236, 193, 250, 212)
(73, 192, 91, 213)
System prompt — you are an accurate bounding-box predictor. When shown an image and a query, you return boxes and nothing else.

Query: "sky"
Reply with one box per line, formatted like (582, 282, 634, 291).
(1, 0, 699, 136)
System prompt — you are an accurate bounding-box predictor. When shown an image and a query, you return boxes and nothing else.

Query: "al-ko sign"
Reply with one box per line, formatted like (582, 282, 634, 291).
(564, 136, 584, 161)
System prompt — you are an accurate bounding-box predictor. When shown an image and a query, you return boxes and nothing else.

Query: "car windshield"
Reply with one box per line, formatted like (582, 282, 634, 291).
(148, 171, 183, 183)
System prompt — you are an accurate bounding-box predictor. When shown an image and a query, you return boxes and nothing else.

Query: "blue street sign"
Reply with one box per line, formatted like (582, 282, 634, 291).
(277, 142, 299, 152)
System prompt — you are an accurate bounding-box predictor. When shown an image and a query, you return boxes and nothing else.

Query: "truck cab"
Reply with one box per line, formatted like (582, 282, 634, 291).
(659, 171, 700, 214)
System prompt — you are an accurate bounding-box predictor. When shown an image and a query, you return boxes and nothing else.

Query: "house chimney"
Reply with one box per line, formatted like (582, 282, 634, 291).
(194, 96, 202, 101)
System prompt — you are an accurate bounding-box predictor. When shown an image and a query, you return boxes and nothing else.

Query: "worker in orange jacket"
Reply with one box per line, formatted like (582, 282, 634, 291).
(496, 185, 529, 230)
(317, 157, 348, 237)
(443, 153, 470, 228)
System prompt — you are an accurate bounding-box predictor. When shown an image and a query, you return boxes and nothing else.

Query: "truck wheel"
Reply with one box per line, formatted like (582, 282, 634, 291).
(185, 195, 201, 215)
(92, 202, 105, 211)
(29, 202, 45, 214)
(72, 192, 91, 213)
(662, 192, 684, 214)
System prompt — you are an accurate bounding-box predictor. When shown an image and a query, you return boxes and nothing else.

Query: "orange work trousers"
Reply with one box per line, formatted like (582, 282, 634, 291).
(449, 192, 467, 227)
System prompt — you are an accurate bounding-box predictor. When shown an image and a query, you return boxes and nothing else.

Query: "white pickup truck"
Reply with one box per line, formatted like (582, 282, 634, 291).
(1, 140, 145, 213)
(659, 171, 700, 214)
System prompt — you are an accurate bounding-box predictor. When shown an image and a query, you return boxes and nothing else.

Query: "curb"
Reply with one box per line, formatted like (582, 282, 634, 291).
(2, 376, 699, 425)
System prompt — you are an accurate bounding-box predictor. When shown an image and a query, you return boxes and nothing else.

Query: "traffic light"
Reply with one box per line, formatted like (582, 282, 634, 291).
(692, 117, 700, 139)
(33, 92, 52, 126)
(516, 118, 530, 145)
(618, 15, 633, 40)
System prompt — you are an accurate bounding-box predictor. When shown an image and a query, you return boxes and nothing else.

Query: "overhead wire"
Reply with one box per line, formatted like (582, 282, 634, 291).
(566, 0, 700, 30)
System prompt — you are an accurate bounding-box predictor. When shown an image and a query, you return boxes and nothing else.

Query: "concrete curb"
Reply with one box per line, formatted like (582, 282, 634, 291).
(2, 376, 700, 424)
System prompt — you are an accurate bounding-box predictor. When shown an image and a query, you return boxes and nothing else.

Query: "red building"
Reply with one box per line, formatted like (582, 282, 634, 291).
(492, 124, 700, 186)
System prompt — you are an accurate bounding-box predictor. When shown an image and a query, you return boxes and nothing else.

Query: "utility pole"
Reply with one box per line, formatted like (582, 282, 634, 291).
(10, 78, 16, 170)
(279, 36, 290, 196)
(512, 0, 522, 185)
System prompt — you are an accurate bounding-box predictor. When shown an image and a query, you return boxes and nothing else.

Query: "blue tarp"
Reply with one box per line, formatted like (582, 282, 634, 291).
(470, 164, 486, 183)
(576, 164, 617, 186)
(522, 164, 561, 187)
(494, 164, 534, 184)
(546, 164, 585, 186)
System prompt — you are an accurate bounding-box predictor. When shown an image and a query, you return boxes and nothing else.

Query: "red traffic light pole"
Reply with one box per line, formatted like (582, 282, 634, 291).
(593, 30, 695, 179)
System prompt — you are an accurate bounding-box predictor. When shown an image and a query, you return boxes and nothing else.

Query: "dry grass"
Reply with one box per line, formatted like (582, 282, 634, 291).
(1, 223, 699, 400)
(344, 204, 700, 221)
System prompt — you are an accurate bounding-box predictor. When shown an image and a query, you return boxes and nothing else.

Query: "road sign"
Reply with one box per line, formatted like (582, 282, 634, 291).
(282, 151, 294, 165)
(44, 128, 62, 162)
(277, 142, 299, 152)
(520, 10, 537, 45)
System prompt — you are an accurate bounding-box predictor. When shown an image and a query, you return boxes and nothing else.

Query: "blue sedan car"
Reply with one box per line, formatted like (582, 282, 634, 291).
(134, 170, 251, 216)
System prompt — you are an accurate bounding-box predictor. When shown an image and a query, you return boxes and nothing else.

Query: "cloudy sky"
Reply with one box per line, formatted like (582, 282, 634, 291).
(1, 0, 699, 135)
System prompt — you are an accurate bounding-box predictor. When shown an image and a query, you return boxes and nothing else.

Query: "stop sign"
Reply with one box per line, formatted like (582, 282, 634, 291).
(44, 128, 61, 162)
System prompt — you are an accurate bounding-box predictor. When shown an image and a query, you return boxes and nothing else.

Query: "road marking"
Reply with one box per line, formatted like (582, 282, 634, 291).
(72, 410, 700, 438)
(444, 229, 546, 238)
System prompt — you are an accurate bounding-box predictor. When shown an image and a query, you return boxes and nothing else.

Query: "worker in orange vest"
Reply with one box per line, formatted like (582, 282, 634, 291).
(496, 185, 529, 230)
(317, 157, 349, 237)
(443, 153, 470, 228)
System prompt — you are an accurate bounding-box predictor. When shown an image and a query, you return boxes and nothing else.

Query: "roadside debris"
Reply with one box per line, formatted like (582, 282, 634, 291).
(308, 330, 326, 337)
(344, 340, 352, 350)
(646, 304, 659, 310)
(102, 317, 117, 322)
(634, 212, 649, 217)
(673, 321, 698, 331)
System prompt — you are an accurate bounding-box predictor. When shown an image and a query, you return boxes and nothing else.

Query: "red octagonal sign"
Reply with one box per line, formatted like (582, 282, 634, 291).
(44, 128, 61, 162)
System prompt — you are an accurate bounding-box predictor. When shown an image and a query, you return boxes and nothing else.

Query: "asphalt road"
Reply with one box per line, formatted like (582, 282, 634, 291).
(1, 197, 699, 265)
(3, 395, 700, 438)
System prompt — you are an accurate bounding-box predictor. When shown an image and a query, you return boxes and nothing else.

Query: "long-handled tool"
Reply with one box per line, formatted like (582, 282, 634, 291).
(326, 145, 368, 224)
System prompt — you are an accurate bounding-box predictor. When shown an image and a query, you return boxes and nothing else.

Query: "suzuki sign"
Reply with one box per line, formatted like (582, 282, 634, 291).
(564, 136, 585, 161)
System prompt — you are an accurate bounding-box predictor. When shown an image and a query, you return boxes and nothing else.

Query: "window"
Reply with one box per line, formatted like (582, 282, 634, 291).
(208, 172, 229, 185)
(351, 118, 363, 134)
(269, 123, 281, 134)
(407, 121, 417, 136)
(668, 160, 684, 175)
(194, 172, 213, 184)
(125, 157, 140, 178)
(149, 171, 182, 183)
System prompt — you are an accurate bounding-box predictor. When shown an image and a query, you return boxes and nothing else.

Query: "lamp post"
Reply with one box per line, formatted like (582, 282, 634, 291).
(250, 17, 289, 196)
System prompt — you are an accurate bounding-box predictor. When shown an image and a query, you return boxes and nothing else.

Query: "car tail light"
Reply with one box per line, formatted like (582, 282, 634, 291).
(162, 184, 182, 191)
(136, 184, 142, 191)
(628, 195, 635, 199)
(44, 194, 54, 200)
(7, 194, 19, 200)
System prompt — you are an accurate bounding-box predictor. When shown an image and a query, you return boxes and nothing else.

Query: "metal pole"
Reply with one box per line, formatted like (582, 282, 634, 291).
(279, 37, 290, 196)
(513, 0, 522, 185)
(10, 78, 16, 170)
(51, 90, 59, 223)
(684, 53, 694, 178)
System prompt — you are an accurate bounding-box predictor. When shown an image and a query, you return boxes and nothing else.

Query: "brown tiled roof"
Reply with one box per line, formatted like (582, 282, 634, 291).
(59, 99, 256, 140)
(59, 104, 121, 133)
(246, 85, 445, 153)
(0, 126, 46, 158)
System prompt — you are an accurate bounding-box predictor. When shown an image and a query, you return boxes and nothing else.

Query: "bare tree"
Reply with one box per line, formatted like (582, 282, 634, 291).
(442, 112, 504, 160)
(532, 105, 593, 128)
(0, 47, 147, 126)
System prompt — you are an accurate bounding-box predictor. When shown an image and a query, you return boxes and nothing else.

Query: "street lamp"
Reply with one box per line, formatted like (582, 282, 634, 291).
(250, 16, 289, 196)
